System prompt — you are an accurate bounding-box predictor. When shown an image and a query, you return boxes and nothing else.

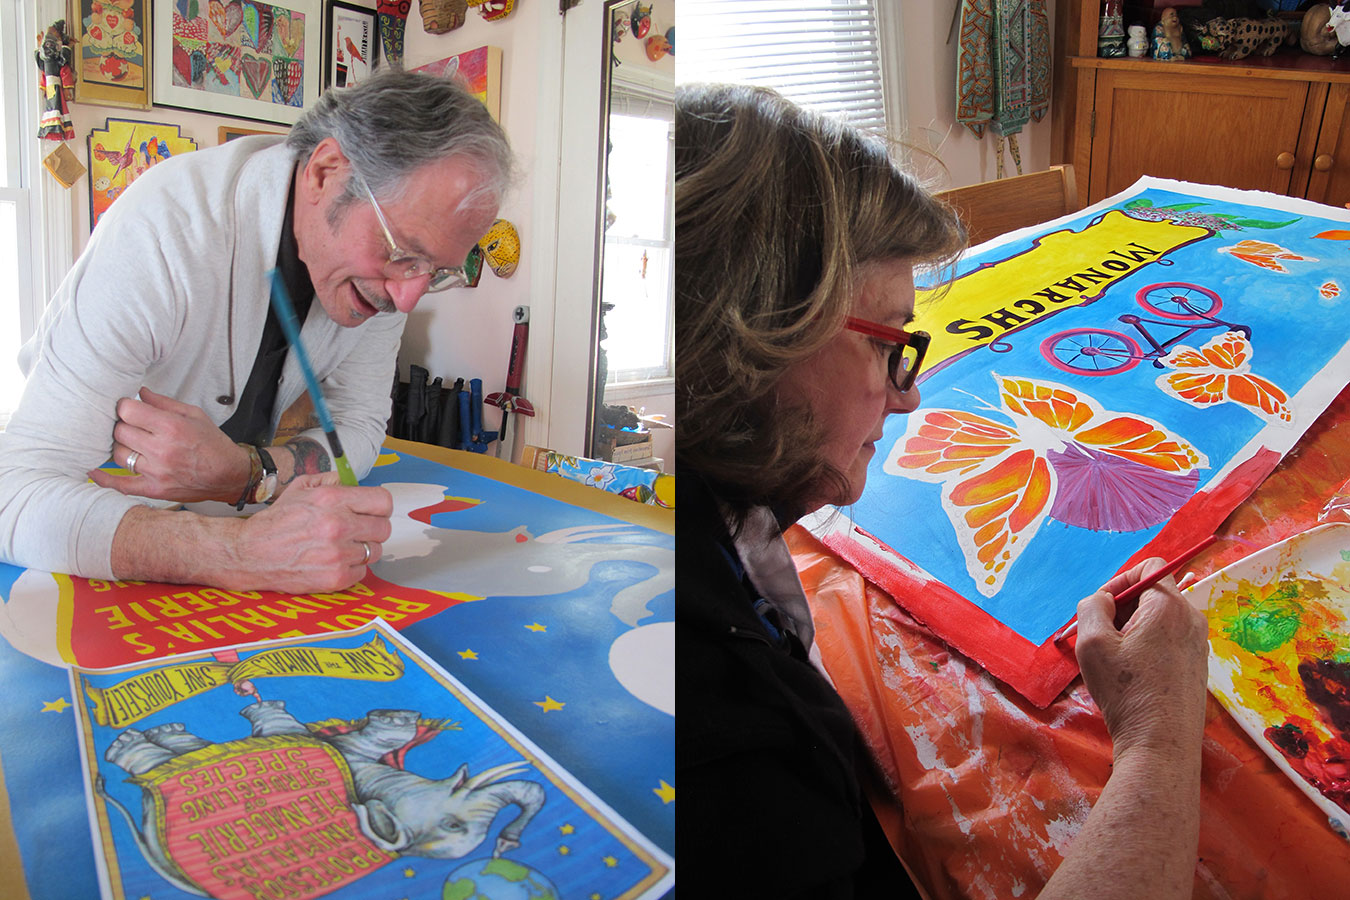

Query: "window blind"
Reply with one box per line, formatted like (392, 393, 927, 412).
(679, 0, 890, 134)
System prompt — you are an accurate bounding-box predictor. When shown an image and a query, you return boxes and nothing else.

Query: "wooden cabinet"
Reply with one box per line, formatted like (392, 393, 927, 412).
(1055, 1, 1350, 206)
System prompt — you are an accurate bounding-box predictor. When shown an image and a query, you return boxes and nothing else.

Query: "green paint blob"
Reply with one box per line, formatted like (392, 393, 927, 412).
(1222, 583, 1308, 654)
(1224, 607, 1301, 653)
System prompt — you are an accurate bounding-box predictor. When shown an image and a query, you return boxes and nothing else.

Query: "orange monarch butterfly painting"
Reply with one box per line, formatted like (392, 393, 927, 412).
(1156, 331, 1294, 425)
(823, 177, 1350, 707)
(886, 374, 1208, 597)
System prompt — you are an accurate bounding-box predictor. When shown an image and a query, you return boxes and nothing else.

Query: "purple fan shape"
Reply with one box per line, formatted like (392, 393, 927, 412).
(1047, 443, 1200, 532)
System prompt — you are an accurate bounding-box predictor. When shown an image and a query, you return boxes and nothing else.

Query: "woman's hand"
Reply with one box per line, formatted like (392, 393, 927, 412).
(1073, 557, 1210, 758)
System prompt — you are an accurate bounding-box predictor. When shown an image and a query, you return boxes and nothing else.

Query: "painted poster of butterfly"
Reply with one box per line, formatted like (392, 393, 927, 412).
(1155, 331, 1295, 425)
(152, 0, 320, 124)
(884, 374, 1209, 597)
(1217, 239, 1318, 273)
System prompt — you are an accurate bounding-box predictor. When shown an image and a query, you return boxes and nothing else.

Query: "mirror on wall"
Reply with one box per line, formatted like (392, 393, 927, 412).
(589, 0, 675, 468)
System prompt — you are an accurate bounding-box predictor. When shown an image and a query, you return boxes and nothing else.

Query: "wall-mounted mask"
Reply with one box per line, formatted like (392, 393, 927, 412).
(468, 0, 514, 22)
(420, 0, 467, 34)
(478, 219, 520, 278)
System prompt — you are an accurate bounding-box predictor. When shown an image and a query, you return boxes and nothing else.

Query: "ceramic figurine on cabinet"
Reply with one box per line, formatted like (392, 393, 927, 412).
(1127, 24, 1149, 57)
(1160, 7, 1192, 59)
(1301, 4, 1340, 55)
(1098, 0, 1127, 56)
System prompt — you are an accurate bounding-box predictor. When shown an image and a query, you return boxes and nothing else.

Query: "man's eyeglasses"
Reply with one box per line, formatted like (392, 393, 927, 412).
(844, 317, 930, 393)
(356, 173, 468, 292)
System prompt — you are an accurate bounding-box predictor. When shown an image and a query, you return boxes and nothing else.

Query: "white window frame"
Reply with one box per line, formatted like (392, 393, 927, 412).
(3, 0, 72, 340)
(602, 68, 674, 387)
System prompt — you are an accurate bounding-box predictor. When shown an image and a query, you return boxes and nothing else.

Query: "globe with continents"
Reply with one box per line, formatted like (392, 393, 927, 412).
(442, 857, 561, 900)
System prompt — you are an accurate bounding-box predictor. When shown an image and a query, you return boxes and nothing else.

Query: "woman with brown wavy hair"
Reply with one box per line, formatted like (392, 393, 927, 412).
(675, 83, 1209, 900)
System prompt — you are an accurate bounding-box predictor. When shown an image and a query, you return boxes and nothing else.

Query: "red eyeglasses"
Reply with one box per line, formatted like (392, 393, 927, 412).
(844, 317, 930, 393)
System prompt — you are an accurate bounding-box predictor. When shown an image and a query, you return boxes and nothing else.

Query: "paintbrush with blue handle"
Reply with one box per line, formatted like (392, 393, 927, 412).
(266, 269, 358, 487)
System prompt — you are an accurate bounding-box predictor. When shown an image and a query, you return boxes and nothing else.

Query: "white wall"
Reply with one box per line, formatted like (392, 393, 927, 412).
(898, 0, 1058, 191)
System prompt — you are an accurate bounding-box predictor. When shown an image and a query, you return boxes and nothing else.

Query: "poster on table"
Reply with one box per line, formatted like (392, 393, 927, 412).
(0, 441, 674, 899)
(71, 621, 673, 900)
(812, 177, 1350, 706)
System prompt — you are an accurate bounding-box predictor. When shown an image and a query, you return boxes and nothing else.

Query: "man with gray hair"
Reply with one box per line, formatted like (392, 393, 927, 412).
(0, 71, 512, 593)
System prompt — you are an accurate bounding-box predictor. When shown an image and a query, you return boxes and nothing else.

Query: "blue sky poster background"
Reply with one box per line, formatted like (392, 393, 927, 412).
(0, 446, 674, 900)
(846, 180, 1350, 644)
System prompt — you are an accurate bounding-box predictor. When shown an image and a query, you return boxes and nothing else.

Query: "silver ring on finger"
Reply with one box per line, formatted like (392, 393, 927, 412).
(125, 450, 140, 475)
(360, 541, 372, 565)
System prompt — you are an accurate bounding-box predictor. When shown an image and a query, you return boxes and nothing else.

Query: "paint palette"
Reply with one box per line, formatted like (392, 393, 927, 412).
(1188, 523, 1350, 838)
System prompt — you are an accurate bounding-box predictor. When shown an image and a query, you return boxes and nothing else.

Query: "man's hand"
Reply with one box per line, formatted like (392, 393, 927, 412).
(89, 387, 250, 503)
(1073, 557, 1209, 758)
(223, 473, 392, 593)
(110, 472, 393, 595)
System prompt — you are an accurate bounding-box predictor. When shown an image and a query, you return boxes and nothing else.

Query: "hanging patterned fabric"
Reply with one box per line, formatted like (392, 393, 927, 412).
(377, 0, 411, 68)
(956, 0, 1050, 176)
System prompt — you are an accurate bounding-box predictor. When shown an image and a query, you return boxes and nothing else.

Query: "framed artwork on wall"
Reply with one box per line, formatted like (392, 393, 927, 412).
(151, 0, 322, 125)
(413, 45, 503, 121)
(326, 1, 378, 89)
(73, 0, 151, 108)
(217, 125, 286, 142)
(87, 118, 198, 231)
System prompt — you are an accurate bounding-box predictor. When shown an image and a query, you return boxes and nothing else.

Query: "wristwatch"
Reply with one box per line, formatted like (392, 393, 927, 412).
(235, 444, 262, 511)
(252, 447, 279, 505)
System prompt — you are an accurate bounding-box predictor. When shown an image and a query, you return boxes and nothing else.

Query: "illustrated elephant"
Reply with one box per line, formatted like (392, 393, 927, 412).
(97, 699, 546, 897)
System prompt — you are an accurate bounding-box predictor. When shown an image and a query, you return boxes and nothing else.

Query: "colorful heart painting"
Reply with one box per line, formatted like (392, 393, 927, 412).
(271, 57, 302, 106)
(239, 52, 272, 98)
(207, 0, 243, 39)
(241, 0, 275, 52)
(274, 12, 304, 58)
(156, 0, 311, 122)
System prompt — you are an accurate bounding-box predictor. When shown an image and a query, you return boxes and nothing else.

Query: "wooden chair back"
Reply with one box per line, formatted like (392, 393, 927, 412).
(936, 164, 1080, 248)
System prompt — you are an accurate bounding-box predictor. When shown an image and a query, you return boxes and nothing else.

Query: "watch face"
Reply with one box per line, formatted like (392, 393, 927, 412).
(256, 474, 278, 505)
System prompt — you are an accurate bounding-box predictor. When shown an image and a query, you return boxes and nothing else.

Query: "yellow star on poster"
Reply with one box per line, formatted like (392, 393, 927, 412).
(653, 780, 675, 803)
(534, 696, 565, 712)
(525, 622, 547, 633)
(403, 867, 416, 877)
(559, 823, 575, 835)
(591, 894, 602, 900)
(41, 697, 71, 714)
(458, 649, 478, 660)
(558, 845, 571, 856)
(603, 855, 619, 868)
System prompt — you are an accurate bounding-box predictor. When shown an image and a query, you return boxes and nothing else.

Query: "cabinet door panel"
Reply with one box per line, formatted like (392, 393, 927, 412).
(1306, 82, 1350, 207)
(1090, 70, 1308, 203)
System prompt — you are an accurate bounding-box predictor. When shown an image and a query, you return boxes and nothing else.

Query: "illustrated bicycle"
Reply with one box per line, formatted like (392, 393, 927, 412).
(1040, 282, 1251, 376)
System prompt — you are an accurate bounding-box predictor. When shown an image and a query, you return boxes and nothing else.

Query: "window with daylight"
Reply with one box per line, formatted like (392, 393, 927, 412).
(601, 79, 675, 384)
(678, 0, 902, 134)
(0, 0, 35, 428)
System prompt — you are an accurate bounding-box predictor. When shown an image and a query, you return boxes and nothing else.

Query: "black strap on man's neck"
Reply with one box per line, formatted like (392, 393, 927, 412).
(221, 168, 315, 447)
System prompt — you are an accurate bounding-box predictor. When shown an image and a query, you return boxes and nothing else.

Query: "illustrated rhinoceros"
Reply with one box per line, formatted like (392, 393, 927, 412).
(97, 699, 546, 897)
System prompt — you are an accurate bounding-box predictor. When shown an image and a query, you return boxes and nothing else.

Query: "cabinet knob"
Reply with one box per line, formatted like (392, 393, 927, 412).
(1316, 154, 1335, 172)
(1276, 152, 1295, 170)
